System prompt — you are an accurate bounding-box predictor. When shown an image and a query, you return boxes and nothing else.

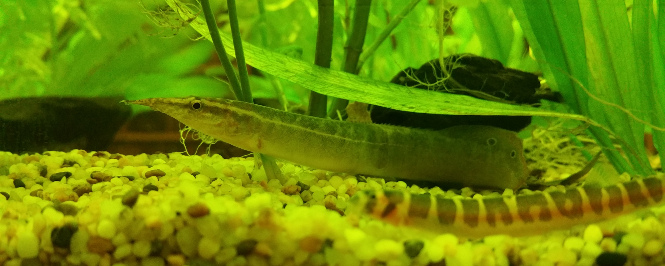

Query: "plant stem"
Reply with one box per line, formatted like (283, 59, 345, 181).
(308, 0, 334, 118)
(328, 0, 372, 118)
(199, 0, 244, 100)
(227, 0, 252, 102)
(356, 0, 422, 72)
(257, 0, 288, 111)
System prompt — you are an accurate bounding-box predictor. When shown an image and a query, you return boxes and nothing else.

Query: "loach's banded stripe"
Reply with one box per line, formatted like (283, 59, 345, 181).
(350, 175, 665, 238)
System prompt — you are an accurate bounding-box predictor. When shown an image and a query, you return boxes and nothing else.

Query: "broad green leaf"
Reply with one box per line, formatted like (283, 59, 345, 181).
(165, 0, 597, 125)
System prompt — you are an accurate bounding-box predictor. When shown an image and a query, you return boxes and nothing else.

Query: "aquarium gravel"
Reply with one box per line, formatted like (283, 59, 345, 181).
(1, 150, 664, 266)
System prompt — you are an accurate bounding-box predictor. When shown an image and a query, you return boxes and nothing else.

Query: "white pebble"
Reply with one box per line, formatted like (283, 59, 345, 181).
(199, 236, 221, 259)
(581, 242, 603, 258)
(563, 236, 585, 253)
(133, 240, 151, 258)
(344, 228, 366, 245)
(16, 230, 39, 258)
(337, 184, 348, 195)
(141, 256, 166, 266)
(113, 243, 132, 259)
(110, 177, 124, 186)
(345, 178, 358, 187)
(622, 233, 645, 249)
(600, 238, 617, 252)
(321, 185, 336, 195)
(312, 191, 325, 202)
(583, 224, 603, 244)
(374, 239, 404, 260)
(642, 239, 663, 256)
(299, 173, 317, 186)
(328, 176, 344, 189)
(97, 219, 117, 239)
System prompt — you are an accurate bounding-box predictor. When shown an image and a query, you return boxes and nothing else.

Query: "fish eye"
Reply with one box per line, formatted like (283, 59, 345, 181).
(486, 138, 497, 146)
(510, 150, 517, 158)
(191, 100, 202, 110)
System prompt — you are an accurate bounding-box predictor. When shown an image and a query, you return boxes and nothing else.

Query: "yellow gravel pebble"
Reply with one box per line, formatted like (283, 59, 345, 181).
(642, 239, 664, 257)
(96, 219, 117, 239)
(2, 150, 665, 265)
(374, 239, 404, 260)
(16, 230, 39, 258)
(583, 224, 603, 244)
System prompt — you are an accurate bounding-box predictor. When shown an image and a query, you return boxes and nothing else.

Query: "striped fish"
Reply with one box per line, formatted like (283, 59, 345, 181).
(348, 175, 665, 238)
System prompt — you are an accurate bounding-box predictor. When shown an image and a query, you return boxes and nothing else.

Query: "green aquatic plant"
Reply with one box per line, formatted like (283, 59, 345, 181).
(0, 0, 224, 101)
(508, 0, 664, 176)
(163, 0, 663, 180)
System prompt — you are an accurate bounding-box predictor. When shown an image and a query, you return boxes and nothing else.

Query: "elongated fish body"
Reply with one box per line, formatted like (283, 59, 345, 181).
(126, 97, 529, 190)
(349, 175, 665, 238)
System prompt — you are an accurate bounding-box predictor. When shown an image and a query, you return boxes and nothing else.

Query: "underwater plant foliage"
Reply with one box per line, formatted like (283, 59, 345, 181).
(0, 0, 227, 103)
(174, 0, 663, 177)
(2, 0, 662, 178)
(509, 0, 665, 176)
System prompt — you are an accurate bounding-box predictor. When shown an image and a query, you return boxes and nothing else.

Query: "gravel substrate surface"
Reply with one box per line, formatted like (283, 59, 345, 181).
(0, 150, 664, 266)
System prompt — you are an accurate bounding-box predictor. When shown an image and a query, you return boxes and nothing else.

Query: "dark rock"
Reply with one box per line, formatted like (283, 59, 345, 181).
(236, 239, 258, 256)
(595, 252, 628, 266)
(143, 184, 159, 193)
(122, 189, 140, 207)
(50, 171, 72, 182)
(371, 54, 561, 132)
(51, 223, 78, 249)
(404, 239, 425, 258)
(13, 179, 25, 188)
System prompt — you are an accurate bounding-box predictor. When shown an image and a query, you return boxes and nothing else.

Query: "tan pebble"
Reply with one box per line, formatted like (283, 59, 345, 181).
(254, 242, 273, 256)
(347, 185, 362, 196)
(300, 190, 313, 202)
(86, 178, 98, 184)
(30, 189, 44, 198)
(92, 151, 108, 158)
(231, 165, 246, 178)
(256, 209, 278, 230)
(90, 171, 112, 182)
(72, 183, 92, 197)
(117, 157, 131, 167)
(281, 185, 301, 195)
(144, 169, 166, 178)
(187, 202, 210, 218)
(600, 238, 617, 252)
(121, 189, 140, 207)
(166, 254, 186, 266)
(23, 155, 40, 163)
(51, 191, 75, 203)
(221, 167, 234, 177)
(323, 196, 343, 215)
(259, 180, 269, 189)
(299, 236, 323, 253)
(311, 170, 327, 180)
(642, 239, 663, 257)
(88, 236, 115, 254)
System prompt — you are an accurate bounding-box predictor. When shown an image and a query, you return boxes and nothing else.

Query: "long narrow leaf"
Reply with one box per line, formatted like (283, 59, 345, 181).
(164, 0, 597, 124)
